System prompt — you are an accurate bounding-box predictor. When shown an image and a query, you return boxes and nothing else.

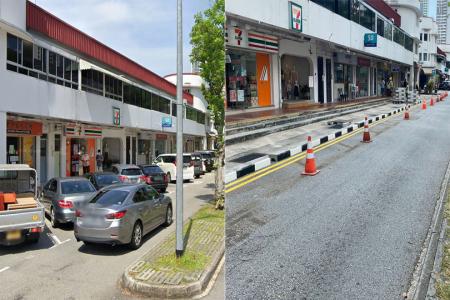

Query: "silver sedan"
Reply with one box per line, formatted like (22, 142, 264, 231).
(74, 184, 173, 249)
(41, 177, 97, 228)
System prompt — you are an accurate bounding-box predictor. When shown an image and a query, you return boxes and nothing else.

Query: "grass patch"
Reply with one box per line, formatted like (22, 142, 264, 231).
(153, 251, 210, 273)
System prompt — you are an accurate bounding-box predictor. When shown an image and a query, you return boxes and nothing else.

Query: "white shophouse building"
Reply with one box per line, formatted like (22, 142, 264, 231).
(0, 0, 208, 185)
(225, 0, 418, 110)
(418, 16, 446, 88)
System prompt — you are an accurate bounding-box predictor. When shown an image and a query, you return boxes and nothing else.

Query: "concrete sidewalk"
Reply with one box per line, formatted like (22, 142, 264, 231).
(225, 100, 423, 184)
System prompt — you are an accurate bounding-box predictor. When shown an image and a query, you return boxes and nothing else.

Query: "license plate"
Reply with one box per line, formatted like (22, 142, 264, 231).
(153, 176, 162, 182)
(6, 230, 21, 241)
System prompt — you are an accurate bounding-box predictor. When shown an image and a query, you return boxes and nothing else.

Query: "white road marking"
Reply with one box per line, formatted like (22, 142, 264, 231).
(49, 238, 71, 249)
(0, 266, 10, 273)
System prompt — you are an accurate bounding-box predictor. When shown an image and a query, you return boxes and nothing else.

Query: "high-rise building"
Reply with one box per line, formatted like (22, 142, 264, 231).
(436, 0, 448, 44)
(420, 0, 429, 16)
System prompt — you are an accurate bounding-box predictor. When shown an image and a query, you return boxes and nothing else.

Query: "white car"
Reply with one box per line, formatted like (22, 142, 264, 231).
(154, 154, 195, 182)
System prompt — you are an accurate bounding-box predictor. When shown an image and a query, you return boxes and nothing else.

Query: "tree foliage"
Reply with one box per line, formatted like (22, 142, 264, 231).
(190, 0, 225, 209)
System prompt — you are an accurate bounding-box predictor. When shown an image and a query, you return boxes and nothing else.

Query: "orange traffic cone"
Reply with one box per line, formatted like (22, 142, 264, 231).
(422, 98, 427, 110)
(430, 97, 434, 106)
(404, 105, 410, 120)
(361, 116, 372, 143)
(302, 136, 320, 176)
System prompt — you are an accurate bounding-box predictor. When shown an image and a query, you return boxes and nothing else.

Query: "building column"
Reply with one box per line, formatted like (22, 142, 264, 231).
(60, 135, 66, 177)
(121, 135, 127, 164)
(0, 111, 6, 164)
(46, 125, 55, 179)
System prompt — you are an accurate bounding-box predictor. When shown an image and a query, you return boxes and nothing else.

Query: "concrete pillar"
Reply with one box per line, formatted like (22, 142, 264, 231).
(121, 135, 126, 164)
(46, 125, 55, 179)
(60, 135, 66, 177)
(0, 111, 6, 164)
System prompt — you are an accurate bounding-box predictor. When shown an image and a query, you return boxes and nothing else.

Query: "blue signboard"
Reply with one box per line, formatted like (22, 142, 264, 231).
(162, 117, 172, 128)
(364, 33, 377, 47)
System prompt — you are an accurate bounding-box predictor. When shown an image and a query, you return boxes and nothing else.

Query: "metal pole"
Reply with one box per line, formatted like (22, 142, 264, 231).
(175, 0, 184, 257)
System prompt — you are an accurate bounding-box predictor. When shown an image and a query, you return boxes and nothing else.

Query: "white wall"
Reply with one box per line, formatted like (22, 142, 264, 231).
(0, 0, 26, 30)
(226, 0, 414, 66)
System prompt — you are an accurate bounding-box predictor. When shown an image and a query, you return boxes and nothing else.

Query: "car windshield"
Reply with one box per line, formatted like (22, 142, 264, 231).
(89, 189, 129, 206)
(183, 156, 192, 163)
(161, 156, 176, 163)
(61, 180, 95, 194)
(121, 168, 142, 176)
(95, 174, 120, 185)
(142, 166, 163, 175)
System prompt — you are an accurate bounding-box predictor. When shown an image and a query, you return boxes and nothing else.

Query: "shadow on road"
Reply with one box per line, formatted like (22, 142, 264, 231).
(0, 226, 57, 255)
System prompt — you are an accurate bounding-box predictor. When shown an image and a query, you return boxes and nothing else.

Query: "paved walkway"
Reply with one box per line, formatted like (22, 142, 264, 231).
(123, 205, 224, 298)
(226, 97, 386, 125)
(225, 102, 407, 173)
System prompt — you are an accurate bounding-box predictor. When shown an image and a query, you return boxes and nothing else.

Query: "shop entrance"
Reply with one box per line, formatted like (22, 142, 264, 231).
(67, 138, 95, 176)
(318, 57, 324, 103)
(281, 55, 312, 101)
(6, 136, 36, 167)
(155, 140, 166, 158)
(102, 138, 121, 171)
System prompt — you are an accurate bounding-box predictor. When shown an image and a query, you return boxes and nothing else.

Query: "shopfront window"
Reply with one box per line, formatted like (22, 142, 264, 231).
(377, 17, 384, 37)
(356, 66, 369, 97)
(384, 22, 393, 40)
(359, 4, 375, 31)
(226, 50, 258, 108)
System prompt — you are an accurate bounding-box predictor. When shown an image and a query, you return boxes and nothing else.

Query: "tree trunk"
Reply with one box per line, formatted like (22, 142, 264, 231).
(214, 144, 225, 209)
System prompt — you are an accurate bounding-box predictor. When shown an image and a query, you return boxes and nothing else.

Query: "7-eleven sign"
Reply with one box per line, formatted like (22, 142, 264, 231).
(113, 107, 120, 126)
(290, 2, 302, 32)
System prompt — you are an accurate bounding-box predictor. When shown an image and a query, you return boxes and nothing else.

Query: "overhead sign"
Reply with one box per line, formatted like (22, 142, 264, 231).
(290, 2, 303, 32)
(162, 117, 172, 128)
(364, 33, 377, 47)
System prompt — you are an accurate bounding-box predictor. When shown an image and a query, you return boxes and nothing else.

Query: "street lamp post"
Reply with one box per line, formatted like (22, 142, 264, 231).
(175, 0, 184, 258)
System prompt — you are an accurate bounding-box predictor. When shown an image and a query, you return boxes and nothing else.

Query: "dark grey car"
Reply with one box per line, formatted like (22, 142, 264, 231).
(74, 184, 172, 249)
(41, 177, 97, 228)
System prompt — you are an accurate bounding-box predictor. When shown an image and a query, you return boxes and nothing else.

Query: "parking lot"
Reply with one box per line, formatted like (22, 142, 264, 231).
(0, 172, 216, 300)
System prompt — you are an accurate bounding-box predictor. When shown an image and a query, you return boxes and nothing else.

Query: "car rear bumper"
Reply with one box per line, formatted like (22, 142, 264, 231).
(55, 210, 76, 223)
(74, 220, 131, 245)
(150, 183, 168, 190)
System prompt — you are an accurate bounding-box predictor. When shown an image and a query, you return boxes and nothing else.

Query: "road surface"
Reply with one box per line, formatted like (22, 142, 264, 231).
(226, 99, 450, 299)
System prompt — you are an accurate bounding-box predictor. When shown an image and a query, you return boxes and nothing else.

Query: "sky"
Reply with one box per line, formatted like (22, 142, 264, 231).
(429, 0, 437, 18)
(33, 0, 212, 77)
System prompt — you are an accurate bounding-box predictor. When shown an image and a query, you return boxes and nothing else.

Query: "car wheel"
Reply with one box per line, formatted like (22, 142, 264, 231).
(50, 207, 59, 228)
(129, 222, 143, 250)
(167, 172, 172, 183)
(164, 206, 173, 227)
(195, 175, 200, 179)
(160, 188, 167, 193)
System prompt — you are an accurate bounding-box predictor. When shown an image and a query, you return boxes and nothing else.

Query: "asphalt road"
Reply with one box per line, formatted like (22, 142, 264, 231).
(0, 172, 223, 300)
(226, 99, 450, 300)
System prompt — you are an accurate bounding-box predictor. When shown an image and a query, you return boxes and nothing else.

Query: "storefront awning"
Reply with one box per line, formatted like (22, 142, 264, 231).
(422, 68, 433, 75)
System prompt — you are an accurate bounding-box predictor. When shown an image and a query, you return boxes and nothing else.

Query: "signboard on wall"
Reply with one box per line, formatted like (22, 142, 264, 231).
(113, 107, 121, 126)
(290, 2, 303, 32)
(7, 120, 42, 136)
(334, 52, 357, 65)
(162, 117, 172, 128)
(227, 26, 247, 48)
(237, 90, 245, 102)
(308, 76, 314, 88)
(248, 32, 279, 53)
(357, 57, 371, 67)
(364, 33, 377, 47)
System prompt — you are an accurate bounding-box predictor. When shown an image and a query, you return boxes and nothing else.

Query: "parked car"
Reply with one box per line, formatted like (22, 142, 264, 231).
(195, 151, 215, 172)
(439, 81, 450, 90)
(85, 172, 121, 190)
(111, 164, 145, 184)
(190, 153, 205, 178)
(41, 177, 97, 228)
(74, 183, 172, 249)
(139, 165, 169, 193)
(154, 154, 195, 182)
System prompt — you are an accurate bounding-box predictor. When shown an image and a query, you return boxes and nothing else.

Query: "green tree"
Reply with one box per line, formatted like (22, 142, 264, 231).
(190, 0, 225, 209)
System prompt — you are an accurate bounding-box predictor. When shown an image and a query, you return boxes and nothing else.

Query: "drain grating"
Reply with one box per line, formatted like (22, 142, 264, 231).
(229, 153, 267, 163)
